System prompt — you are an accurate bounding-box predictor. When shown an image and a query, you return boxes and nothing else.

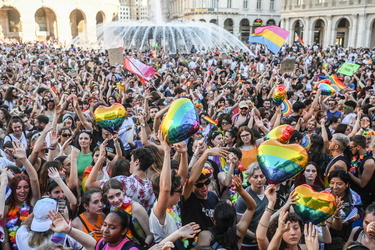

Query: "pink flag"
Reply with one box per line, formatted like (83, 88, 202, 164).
(123, 57, 155, 85)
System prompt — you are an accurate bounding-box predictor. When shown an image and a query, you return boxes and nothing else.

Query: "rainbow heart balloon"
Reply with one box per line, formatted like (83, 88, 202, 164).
(94, 104, 126, 133)
(257, 139, 308, 184)
(160, 98, 200, 144)
(293, 184, 337, 224)
(281, 99, 292, 117)
(264, 125, 294, 144)
(314, 82, 336, 95)
(301, 134, 311, 150)
(273, 84, 287, 106)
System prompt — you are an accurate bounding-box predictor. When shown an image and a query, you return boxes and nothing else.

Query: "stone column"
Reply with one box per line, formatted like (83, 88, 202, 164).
(349, 14, 358, 47)
(56, 13, 71, 45)
(356, 14, 367, 47)
(325, 16, 332, 46)
(304, 17, 311, 46)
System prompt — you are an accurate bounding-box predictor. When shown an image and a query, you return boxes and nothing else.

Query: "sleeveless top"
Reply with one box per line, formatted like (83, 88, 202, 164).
(324, 154, 350, 187)
(351, 154, 375, 206)
(78, 213, 103, 242)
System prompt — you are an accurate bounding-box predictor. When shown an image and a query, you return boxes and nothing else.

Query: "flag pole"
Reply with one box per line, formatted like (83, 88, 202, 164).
(123, 54, 157, 89)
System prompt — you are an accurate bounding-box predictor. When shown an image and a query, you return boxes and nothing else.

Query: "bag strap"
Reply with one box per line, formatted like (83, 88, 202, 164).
(78, 214, 91, 233)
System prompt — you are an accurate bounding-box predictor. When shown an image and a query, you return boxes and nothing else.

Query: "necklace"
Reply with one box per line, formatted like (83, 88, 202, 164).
(166, 205, 197, 248)
(350, 150, 372, 174)
(6, 202, 31, 249)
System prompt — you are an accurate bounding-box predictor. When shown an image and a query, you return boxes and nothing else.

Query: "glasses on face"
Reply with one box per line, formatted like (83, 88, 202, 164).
(348, 145, 357, 150)
(61, 133, 72, 137)
(241, 133, 250, 138)
(221, 122, 230, 125)
(328, 103, 335, 106)
(240, 107, 248, 110)
(194, 179, 211, 188)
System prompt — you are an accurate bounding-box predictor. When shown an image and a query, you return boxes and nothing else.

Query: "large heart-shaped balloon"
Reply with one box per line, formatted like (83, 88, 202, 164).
(264, 125, 294, 144)
(257, 139, 308, 184)
(314, 82, 335, 95)
(293, 184, 336, 224)
(160, 98, 200, 144)
(273, 84, 287, 106)
(94, 104, 126, 133)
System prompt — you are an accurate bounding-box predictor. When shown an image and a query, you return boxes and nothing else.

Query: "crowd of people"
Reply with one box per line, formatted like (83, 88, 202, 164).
(0, 39, 373, 250)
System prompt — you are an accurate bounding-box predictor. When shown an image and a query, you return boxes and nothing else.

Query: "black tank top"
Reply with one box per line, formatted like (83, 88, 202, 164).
(324, 154, 350, 176)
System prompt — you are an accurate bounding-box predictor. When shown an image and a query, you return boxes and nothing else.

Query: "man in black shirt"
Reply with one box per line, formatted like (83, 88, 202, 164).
(348, 135, 375, 208)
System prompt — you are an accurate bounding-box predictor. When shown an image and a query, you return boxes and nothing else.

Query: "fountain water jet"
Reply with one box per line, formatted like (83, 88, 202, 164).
(70, 1, 250, 54)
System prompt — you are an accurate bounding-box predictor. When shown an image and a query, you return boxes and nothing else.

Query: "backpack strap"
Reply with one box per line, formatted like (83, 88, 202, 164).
(353, 227, 364, 241)
(78, 214, 91, 233)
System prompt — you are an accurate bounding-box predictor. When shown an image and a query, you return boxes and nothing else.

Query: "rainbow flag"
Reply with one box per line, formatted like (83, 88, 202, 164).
(319, 74, 345, 92)
(281, 99, 292, 117)
(249, 26, 290, 54)
(203, 115, 218, 126)
(123, 57, 155, 85)
(294, 32, 305, 46)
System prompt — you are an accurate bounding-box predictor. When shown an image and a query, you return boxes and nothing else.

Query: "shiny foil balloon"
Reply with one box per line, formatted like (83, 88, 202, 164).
(273, 84, 287, 106)
(264, 125, 294, 144)
(94, 104, 127, 133)
(281, 99, 292, 117)
(160, 98, 200, 144)
(293, 184, 337, 224)
(301, 134, 311, 150)
(314, 82, 336, 95)
(257, 139, 308, 184)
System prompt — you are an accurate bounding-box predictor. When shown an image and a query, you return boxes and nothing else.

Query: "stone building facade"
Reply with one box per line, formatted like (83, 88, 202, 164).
(281, 0, 375, 47)
(164, 0, 282, 42)
(0, 0, 119, 43)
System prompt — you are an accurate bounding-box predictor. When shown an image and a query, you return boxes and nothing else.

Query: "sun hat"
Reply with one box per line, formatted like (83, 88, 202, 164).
(31, 198, 57, 232)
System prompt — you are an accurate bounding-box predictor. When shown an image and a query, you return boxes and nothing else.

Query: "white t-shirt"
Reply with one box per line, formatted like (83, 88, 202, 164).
(16, 225, 82, 250)
(149, 206, 178, 243)
(4, 131, 29, 149)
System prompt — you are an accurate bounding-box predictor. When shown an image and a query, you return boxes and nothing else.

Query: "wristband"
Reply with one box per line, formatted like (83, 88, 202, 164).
(67, 224, 73, 234)
(48, 146, 56, 150)
(265, 207, 275, 213)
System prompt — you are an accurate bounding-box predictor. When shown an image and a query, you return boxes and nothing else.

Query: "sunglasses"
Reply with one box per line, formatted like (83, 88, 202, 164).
(194, 179, 211, 188)
(348, 145, 357, 150)
(221, 122, 230, 125)
(240, 107, 249, 110)
(61, 133, 72, 137)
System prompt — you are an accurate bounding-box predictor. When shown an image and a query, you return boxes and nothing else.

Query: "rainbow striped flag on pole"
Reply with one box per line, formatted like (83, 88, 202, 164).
(294, 32, 305, 46)
(249, 26, 290, 54)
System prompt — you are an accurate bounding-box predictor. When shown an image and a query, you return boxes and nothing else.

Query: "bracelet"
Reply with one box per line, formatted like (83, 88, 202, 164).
(193, 153, 199, 158)
(48, 146, 56, 150)
(259, 222, 269, 228)
(333, 215, 340, 219)
(67, 224, 73, 234)
(265, 207, 275, 213)
(320, 223, 327, 227)
(114, 143, 120, 147)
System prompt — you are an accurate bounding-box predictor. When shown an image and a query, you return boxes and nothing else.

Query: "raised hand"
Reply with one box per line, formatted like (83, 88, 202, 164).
(157, 130, 170, 152)
(174, 141, 188, 154)
(49, 131, 59, 147)
(48, 210, 69, 233)
(178, 222, 201, 238)
(277, 209, 290, 234)
(12, 141, 27, 160)
(206, 147, 229, 158)
(264, 184, 277, 204)
(304, 222, 319, 250)
(231, 175, 243, 192)
(70, 147, 80, 159)
(48, 167, 61, 180)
